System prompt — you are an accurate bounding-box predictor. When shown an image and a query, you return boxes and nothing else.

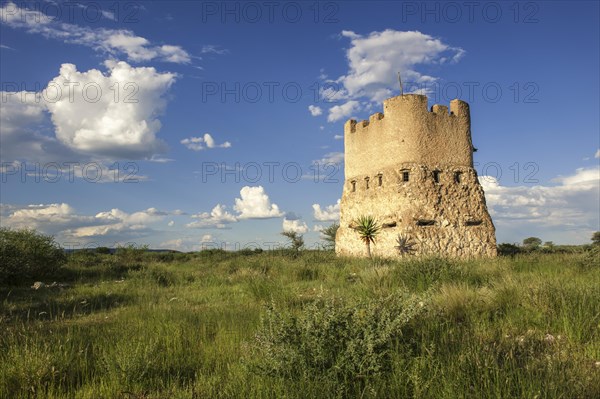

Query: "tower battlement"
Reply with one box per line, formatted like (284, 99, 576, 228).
(345, 95, 470, 135)
(343, 94, 474, 180)
(336, 93, 496, 259)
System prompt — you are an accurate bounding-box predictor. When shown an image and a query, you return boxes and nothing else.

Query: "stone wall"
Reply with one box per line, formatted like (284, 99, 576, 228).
(344, 94, 474, 179)
(336, 94, 497, 258)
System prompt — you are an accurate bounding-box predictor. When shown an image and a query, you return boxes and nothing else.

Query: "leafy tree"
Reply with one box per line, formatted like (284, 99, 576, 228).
(96, 246, 111, 254)
(352, 216, 380, 258)
(592, 231, 600, 246)
(542, 241, 556, 253)
(281, 230, 304, 253)
(497, 243, 522, 256)
(0, 228, 67, 284)
(522, 237, 542, 250)
(320, 223, 339, 250)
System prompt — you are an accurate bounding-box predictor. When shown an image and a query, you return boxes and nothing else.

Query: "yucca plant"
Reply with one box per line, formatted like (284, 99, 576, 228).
(395, 234, 415, 256)
(352, 216, 380, 258)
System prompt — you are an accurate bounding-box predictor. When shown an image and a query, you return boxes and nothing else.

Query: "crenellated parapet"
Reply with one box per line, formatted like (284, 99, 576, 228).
(344, 94, 474, 180)
(336, 93, 496, 259)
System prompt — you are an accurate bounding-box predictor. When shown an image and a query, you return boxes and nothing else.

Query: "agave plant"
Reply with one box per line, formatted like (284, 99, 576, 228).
(352, 216, 381, 258)
(395, 234, 415, 256)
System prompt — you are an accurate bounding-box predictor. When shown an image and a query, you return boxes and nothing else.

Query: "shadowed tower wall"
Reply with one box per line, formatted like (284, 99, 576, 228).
(335, 94, 497, 258)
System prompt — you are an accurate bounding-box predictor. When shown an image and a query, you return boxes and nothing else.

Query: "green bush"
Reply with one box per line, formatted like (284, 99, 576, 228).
(114, 244, 147, 270)
(0, 228, 67, 284)
(144, 251, 175, 263)
(394, 258, 462, 290)
(578, 245, 600, 270)
(498, 243, 522, 256)
(67, 250, 101, 268)
(249, 291, 428, 387)
(95, 246, 111, 254)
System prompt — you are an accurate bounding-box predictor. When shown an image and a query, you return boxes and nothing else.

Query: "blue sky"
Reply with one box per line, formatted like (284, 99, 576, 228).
(1, 0, 598, 251)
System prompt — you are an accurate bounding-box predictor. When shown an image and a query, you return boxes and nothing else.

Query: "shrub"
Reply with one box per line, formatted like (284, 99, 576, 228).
(578, 245, 600, 270)
(95, 246, 111, 254)
(394, 258, 461, 290)
(281, 231, 304, 257)
(114, 244, 147, 270)
(320, 223, 339, 250)
(0, 228, 67, 284)
(238, 248, 259, 256)
(249, 291, 428, 386)
(144, 251, 176, 263)
(149, 266, 180, 287)
(295, 265, 319, 281)
(522, 237, 542, 251)
(498, 243, 522, 256)
(67, 250, 100, 268)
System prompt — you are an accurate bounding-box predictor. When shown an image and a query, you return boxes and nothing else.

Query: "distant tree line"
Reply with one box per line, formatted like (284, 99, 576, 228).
(497, 232, 600, 256)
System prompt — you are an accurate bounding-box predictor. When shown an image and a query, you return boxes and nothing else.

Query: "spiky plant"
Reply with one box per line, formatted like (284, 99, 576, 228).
(395, 234, 415, 256)
(352, 216, 380, 258)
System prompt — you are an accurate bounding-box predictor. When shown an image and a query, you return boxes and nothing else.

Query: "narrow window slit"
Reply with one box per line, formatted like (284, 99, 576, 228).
(454, 172, 462, 183)
(417, 219, 435, 226)
(465, 220, 482, 226)
(402, 170, 410, 182)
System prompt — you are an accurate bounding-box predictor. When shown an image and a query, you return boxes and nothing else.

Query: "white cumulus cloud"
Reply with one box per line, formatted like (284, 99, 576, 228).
(308, 105, 323, 116)
(0, 203, 92, 233)
(0, 2, 191, 64)
(326, 30, 464, 122)
(327, 100, 360, 122)
(67, 207, 169, 238)
(1, 61, 176, 161)
(0, 203, 177, 241)
(186, 204, 238, 229)
(317, 152, 344, 165)
(46, 61, 175, 159)
(312, 199, 341, 221)
(480, 166, 600, 244)
(234, 186, 283, 219)
(282, 218, 308, 234)
(181, 133, 231, 151)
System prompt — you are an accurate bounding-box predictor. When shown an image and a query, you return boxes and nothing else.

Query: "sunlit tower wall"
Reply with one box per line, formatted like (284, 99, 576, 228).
(335, 94, 497, 258)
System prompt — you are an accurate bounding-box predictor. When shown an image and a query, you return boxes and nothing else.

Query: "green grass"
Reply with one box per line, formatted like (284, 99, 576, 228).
(0, 251, 598, 398)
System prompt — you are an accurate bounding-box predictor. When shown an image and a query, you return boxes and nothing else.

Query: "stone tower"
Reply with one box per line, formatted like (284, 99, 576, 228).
(335, 94, 497, 258)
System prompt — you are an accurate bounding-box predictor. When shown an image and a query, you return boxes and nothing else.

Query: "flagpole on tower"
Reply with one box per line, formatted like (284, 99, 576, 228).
(397, 71, 403, 96)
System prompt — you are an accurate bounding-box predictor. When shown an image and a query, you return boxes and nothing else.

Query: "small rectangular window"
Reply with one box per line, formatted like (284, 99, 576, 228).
(377, 174, 383, 187)
(365, 177, 370, 189)
(454, 172, 462, 183)
(465, 220, 482, 226)
(402, 171, 409, 182)
(351, 181, 356, 192)
(433, 170, 440, 184)
(417, 219, 435, 226)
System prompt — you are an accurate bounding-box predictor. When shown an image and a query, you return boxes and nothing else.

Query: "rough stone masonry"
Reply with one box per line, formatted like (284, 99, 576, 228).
(335, 94, 497, 258)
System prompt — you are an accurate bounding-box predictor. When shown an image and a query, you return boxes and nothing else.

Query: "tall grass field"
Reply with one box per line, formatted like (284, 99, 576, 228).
(1, 246, 599, 398)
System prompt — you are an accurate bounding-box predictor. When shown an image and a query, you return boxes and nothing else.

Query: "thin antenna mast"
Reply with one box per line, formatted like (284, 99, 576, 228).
(397, 71, 403, 96)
